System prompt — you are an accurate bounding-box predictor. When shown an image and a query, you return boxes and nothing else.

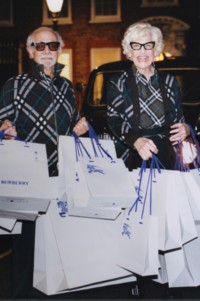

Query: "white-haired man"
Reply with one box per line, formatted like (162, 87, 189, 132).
(0, 26, 88, 298)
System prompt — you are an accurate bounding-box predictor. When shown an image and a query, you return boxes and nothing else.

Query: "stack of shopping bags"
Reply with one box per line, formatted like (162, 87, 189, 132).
(2, 125, 200, 294)
(120, 161, 200, 287)
(0, 131, 53, 233)
(33, 190, 137, 295)
(33, 127, 200, 295)
(33, 130, 150, 295)
(58, 126, 137, 219)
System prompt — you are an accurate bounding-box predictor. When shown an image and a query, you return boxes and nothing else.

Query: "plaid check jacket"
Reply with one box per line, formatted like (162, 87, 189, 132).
(107, 64, 185, 169)
(0, 61, 79, 176)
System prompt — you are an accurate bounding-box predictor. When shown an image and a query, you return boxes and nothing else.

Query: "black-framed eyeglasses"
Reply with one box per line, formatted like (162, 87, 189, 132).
(31, 41, 60, 51)
(130, 41, 155, 50)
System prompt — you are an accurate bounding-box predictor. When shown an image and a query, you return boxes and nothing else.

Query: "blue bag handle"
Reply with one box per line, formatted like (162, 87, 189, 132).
(72, 122, 114, 162)
(0, 129, 23, 141)
(88, 123, 114, 161)
(128, 155, 164, 218)
(122, 154, 164, 237)
(72, 130, 91, 161)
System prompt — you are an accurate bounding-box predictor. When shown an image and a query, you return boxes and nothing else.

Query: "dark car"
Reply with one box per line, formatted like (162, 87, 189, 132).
(79, 56, 200, 141)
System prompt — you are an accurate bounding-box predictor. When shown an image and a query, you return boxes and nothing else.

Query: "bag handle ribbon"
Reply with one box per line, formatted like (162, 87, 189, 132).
(72, 122, 114, 162)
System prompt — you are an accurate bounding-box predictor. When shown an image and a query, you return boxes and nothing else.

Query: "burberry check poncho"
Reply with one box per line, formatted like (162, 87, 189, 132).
(107, 64, 185, 170)
(0, 61, 79, 176)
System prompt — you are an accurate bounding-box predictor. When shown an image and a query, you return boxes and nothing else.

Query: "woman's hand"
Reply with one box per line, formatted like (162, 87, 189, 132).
(133, 137, 158, 160)
(169, 123, 190, 145)
(72, 117, 89, 136)
(0, 119, 17, 139)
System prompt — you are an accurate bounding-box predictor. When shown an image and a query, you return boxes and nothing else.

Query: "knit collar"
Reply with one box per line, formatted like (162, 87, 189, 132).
(131, 62, 158, 83)
(30, 60, 64, 80)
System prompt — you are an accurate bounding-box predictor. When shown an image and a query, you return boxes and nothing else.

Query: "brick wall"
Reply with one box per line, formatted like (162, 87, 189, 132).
(0, 0, 199, 106)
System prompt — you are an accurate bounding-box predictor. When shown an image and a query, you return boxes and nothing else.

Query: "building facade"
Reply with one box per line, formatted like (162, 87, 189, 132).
(0, 0, 199, 101)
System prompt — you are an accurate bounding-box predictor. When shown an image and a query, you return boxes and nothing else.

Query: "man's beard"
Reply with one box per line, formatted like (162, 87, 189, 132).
(39, 56, 56, 69)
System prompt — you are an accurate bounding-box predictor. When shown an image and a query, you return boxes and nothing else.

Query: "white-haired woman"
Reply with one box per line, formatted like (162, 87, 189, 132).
(107, 22, 190, 170)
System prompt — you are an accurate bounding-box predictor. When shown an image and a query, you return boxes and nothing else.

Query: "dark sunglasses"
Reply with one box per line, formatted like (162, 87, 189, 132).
(31, 41, 60, 51)
(130, 41, 155, 50)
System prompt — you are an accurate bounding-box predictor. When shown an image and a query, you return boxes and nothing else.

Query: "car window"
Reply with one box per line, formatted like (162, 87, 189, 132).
(162, 69, 200, 103)
(88, 70, 124, 106)
(87, 68, 200, 107)
(158, 68, 200, 130)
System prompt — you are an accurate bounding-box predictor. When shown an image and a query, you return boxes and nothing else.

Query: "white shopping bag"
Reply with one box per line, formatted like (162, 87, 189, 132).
(33, 176, 68, 295)
(175, 170, 198, 244)
(48, 199, 136, 290)
(181, 169, 200, 221)
(79, 157, 136, 208)
(164, 248, 194, 288)
(58, 135, 135, 219)
(33, 213, 68, 296)
(130, 166, 196, 251)
(34, 214, 136, 296)
(59, 134, 117, 173)
(153, 254, 168, 285)
(129, 167, 181, 251)
(117, 209, 159, 276)
(33, 186, 136, 295)
(0, 139, 51, 220)
(164, 223, 200, 287)
(0, 217, 16, 231)
(0, 219, 22, 235)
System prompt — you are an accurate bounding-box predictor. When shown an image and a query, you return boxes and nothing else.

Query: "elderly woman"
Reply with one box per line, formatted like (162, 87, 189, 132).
(107, 22, 190, 169)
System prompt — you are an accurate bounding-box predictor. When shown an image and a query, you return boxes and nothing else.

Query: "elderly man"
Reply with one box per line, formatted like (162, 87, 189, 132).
(0, 26, 88, 298)
(0, 26, 88, 176)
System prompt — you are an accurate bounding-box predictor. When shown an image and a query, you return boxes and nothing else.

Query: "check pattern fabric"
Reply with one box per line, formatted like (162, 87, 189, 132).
(107, 64, 185, 170)
(0, 62, 79, 176)
(135, 69, 165, 128)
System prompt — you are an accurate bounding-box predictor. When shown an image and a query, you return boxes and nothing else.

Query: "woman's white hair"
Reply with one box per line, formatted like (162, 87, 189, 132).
(26, 26, 64, 49)
(122, 22, 164, 58)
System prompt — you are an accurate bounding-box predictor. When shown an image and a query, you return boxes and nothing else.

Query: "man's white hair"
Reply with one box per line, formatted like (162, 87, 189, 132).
(26, 26, 64, 49)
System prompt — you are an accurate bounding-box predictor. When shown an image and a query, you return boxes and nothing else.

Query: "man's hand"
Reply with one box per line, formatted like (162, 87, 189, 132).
(133, 137, 158, 160)
(0, 119, 17, 139)
(72, 117, 89, 136)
